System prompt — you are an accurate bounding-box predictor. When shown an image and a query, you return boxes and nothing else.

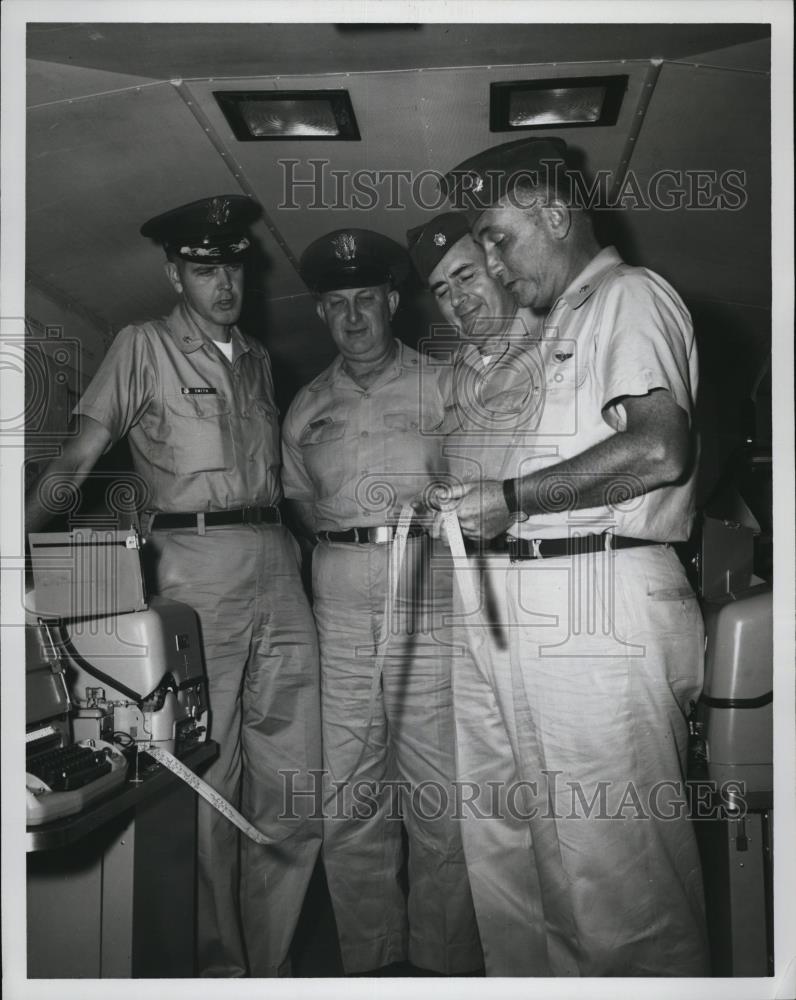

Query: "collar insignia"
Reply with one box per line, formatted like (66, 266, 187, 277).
(433, 232, 447, 247)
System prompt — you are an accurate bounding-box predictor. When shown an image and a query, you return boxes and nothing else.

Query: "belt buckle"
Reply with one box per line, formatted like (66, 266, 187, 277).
(369, 526, 393, 544)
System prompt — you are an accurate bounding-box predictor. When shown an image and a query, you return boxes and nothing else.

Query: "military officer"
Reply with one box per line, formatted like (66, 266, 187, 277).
(281, 229, 481, 976)
(407, 211, 555, 975)
(25, 195, 322, 978)
(421, 138, 710, 976)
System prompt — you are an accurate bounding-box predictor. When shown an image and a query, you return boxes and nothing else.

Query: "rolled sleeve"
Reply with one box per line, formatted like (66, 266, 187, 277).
(597, 271, 696, 431)
(75, 325, 157, 444)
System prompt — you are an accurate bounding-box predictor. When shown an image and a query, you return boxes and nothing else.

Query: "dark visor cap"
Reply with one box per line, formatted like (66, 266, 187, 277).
(140, 194, 262, 264)
(406, 212, 473, 286)
(442, 137, 569, 215)
(300, 229, 410, 294)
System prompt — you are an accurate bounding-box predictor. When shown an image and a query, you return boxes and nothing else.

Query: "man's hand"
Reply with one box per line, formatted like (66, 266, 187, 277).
(421, 480, 513, 542)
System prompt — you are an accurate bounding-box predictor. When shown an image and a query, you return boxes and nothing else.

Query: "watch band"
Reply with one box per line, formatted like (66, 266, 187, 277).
(502, 477, 529, 522)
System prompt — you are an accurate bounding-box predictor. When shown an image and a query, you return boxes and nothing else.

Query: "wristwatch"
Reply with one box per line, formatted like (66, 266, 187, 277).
(502, 477, 529, 522)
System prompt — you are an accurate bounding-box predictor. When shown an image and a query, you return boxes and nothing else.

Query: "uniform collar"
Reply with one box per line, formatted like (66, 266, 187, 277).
(311, 337, 406, 391)
(560, 246, 623, 311)
(166, 302, 265, 358)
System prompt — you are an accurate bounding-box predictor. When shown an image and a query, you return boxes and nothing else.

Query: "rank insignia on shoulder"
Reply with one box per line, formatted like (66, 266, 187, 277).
(181, 386, 218, 394)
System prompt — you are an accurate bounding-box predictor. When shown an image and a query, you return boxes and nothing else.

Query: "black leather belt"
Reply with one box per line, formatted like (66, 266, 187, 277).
(465, 533, 658, 559)
(463, 535, 511, 555)
(149, 506, 281, 530)
(317, 525, 425, 544)
(506, 533, 658, 561)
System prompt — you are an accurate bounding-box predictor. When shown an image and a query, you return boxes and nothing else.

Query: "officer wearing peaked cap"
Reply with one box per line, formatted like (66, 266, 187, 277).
(424, 139, 710, 976)
(441, 136, 569, 214)
(26, 194, 322, 978)
(282, 228, 482, 976)
(139, 193, 261, 263)
(299, 226, 411, 293)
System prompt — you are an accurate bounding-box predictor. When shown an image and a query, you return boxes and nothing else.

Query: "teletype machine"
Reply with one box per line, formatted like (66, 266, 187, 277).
(26, 527, 208, 825)
(689, 425, 774, 976)
(26, 527, 213, 978)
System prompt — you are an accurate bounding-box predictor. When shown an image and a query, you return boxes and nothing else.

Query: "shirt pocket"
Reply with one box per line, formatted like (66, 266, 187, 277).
(250, 396, 280, 461)
(381, 410, 427, 474)
(299, 417, 348, 496)
(478, 385, 534, 425)
(163, 392, 233, 474)
(539, 346, 588, 435)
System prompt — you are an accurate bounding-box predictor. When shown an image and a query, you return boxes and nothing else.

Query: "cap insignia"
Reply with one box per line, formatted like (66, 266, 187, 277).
(433, 232, 447, 247)
(181, 245, 220, 257)
(332, 233, 357, 262)
(207, 197, 231, 227)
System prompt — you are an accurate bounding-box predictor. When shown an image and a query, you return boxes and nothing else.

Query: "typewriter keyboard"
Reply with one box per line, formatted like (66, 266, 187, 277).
(27, 742, 112, 792)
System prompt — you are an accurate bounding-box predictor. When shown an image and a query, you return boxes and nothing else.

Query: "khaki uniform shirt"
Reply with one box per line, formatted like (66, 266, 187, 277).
(281, 340, 447, 530)
(445, 247, 698, 541)
(76, 302, 282, 512)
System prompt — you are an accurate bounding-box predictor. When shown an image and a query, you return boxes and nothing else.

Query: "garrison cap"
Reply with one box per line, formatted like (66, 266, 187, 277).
(300, 228, 410, 294)
(442, 137, 569, 216)
(140, 194, 261, 264)
(406, 212, 473, 286)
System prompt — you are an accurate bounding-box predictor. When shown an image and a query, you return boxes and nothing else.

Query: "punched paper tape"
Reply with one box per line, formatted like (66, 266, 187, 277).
(146, 746, 275, 845)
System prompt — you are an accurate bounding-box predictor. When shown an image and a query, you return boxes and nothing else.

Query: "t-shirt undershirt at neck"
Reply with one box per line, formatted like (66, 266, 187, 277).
(214, 339, 234, 362)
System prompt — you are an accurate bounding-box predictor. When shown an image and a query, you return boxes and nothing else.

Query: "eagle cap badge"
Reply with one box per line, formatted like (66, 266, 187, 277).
(332, 233, 357, 262)
(207, 196, 232, 227)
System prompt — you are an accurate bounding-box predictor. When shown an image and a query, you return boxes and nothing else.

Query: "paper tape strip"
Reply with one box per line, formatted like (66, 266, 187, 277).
(146, 745, 275, 845)
(334, 503, 416, 786)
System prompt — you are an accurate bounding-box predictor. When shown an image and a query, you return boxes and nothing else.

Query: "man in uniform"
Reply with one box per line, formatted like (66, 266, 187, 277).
(281, 228, 481, 976)
(424, 139, 710, 976)
(25, 195, 322, 978)
(407, 211, 553, 975)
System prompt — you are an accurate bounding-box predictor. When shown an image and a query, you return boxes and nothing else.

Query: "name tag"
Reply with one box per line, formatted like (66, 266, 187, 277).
(181, 387, 217, 395)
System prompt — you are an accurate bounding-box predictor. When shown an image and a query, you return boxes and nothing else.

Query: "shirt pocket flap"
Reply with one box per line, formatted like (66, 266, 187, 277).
(300, 416, 347, 445)
(165, 392, 231, 419)
(383, 411, 419, 432)
(479, 386, 532, 414)
(252, 397, 279, 418)
(544, 355, 588, 391)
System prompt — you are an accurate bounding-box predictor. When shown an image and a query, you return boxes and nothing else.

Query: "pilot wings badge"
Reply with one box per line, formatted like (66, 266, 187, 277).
(332, 233, 357, 262)
(207, 197, 231, 227)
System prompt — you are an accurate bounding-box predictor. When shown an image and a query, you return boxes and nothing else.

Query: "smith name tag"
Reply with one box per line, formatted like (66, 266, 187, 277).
(181, 387, 218, 395)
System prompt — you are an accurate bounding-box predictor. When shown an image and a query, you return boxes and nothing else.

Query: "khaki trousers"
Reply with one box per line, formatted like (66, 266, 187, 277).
(452, 543, 710, 976)
(312, 535, 482, 974)
(149, 522, 322, 977)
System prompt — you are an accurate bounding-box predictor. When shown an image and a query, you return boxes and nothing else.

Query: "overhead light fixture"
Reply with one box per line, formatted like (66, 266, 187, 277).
(214, 90, 361, 141)
(490, 76, 628, 132)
